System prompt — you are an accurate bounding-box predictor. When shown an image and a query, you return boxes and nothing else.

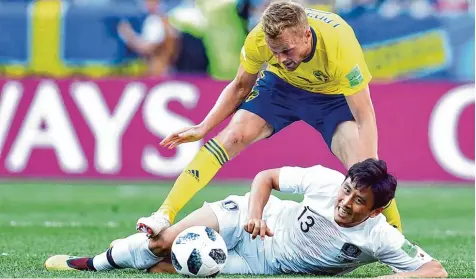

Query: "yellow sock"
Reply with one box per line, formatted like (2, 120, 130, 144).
(158, 138, 229, 223)
(382, 199, 403, 233)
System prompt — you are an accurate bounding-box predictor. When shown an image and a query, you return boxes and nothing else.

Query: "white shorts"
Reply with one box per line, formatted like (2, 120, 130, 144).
(204, 193, 281, 275)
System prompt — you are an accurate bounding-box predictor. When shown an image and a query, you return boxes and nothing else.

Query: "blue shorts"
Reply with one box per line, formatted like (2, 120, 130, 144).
(238, 71, 354, 149)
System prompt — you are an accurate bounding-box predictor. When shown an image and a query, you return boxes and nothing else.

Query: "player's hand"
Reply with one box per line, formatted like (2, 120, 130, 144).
(244, 218, 274, 240)
(160, 125, 208, 149)
(117, 20, 134, 40)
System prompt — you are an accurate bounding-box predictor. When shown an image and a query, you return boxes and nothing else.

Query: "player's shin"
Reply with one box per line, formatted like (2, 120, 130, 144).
(157, 138, 230, 223)
(382, 199, 403, 233)
(92, 233, 162, 271)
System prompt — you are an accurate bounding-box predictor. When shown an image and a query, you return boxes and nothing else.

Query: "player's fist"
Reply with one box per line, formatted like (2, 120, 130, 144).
(160, 125, 208, 149)
(244, 218, 274, 240)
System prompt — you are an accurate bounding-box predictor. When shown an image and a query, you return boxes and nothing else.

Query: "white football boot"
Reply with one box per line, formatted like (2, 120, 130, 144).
(136, 212, 171, 237)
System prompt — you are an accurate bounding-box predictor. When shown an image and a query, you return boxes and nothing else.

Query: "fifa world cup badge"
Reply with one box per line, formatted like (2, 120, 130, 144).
(346, 65, 364, 88)
(402, 240, 419, 258)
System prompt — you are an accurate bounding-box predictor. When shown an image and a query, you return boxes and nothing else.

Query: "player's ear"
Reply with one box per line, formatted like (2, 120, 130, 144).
(305, 27, 311, 38)
(369, 207, 383, 218)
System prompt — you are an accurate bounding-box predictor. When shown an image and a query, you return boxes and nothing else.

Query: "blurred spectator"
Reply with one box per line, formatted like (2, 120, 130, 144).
(375, 0, 435, 19)
(336, 0, 383, 16)
(238, 0, 310, 32)
(336, 0, 473, 18)
(169, 0, 247, 80)
(118, 0, 178, 76)
(71, 0, 112, 6)
(165, 1, 209, 74)
(435, 0, 471, 16)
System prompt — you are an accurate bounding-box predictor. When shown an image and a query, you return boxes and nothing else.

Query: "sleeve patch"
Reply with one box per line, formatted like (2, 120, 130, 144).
(346, 65, 364, 88)
(401, 239, 418, 258)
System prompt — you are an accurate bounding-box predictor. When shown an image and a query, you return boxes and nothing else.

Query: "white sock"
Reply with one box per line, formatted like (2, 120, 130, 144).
(93, 233, 162, 271)
(92, 250, 114, 271)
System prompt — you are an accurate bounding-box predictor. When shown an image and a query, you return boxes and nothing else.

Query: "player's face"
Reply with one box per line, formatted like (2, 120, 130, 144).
(334, 178, 381, 227)
(145, 0, 159, 13)
(266, 27, 313, 71)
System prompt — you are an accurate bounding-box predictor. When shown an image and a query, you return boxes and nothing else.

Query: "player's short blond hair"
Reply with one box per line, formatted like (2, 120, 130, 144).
(261, 1, 308, 40)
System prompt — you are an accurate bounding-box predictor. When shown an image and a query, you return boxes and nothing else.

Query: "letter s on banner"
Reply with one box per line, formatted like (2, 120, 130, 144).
(429, 84, 475, 180)
(142, 81, 201, 176)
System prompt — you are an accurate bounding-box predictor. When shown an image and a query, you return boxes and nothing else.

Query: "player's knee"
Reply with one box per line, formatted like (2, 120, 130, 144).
(217, 126, 248, 148)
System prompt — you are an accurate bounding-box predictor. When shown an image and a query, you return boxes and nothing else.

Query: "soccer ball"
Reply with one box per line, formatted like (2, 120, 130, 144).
(171, 226, 228, 277)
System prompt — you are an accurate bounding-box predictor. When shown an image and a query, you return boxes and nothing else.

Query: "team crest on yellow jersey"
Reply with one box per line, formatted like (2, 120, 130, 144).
(313, 70, 329, 82)
(245, 90, 259, 102)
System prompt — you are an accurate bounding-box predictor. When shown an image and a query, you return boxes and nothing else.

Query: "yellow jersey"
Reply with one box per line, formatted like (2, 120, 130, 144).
(240, 9, 371, 96)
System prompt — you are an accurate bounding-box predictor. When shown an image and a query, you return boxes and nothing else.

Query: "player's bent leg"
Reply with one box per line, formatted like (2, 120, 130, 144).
(330, 121, 403, 232)
(382, 199, 403, 232)
(147, 259, 176, 274)
(149, 203, 219, 257)
(215, 109, 273, 158)
(147, 251, 255, 275)
(109, 238, 123, 248)
(330, 121, 361, 169)
(147, 250, 254, 275)
(137, 109, 273, 237)
(220, 249, 254, 275)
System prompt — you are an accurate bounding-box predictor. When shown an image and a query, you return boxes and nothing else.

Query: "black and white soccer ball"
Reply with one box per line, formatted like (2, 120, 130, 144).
(171, 226, 228, 277)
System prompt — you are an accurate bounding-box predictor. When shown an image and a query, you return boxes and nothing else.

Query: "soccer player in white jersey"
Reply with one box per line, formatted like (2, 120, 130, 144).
(45, 159, 447, 278)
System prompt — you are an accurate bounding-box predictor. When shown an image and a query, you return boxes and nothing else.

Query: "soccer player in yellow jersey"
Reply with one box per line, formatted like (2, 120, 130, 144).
(136, 1, 403, 236)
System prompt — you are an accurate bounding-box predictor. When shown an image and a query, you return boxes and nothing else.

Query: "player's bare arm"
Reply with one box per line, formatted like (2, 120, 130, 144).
(378, 260, 447, 278)
(245, 169, 280, 240)
(118, 21, 158, 56)
(160, 65, 258, 149)
(345, 85, 378, 161)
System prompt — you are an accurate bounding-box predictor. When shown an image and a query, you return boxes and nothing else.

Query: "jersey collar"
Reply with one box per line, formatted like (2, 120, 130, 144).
(302, 27, 317, 63)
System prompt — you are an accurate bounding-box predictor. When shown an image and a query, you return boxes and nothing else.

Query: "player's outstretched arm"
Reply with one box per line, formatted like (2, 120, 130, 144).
(378, 260, 447, 278)
(245, 169, 280, 240)
(345, 85, 378, 161)
(160, 65, 258, 148)
(337, 22, 378, 163)
(199, 65, 258, 133)
(118, 20, 159, 56)
(376, 226, 447, 278)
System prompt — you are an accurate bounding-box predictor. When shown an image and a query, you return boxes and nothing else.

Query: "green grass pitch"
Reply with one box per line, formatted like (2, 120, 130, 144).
(0, 182, 474, 278)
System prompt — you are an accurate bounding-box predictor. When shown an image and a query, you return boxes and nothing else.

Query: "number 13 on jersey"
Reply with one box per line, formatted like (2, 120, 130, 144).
(297, 206, 317, 233)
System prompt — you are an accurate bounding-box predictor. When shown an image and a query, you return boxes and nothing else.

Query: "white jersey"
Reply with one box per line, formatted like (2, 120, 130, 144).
(257, 165, 433, 276)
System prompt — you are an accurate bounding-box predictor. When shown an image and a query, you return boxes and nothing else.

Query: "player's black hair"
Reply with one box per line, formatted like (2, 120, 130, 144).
(346, 159, 397, 210)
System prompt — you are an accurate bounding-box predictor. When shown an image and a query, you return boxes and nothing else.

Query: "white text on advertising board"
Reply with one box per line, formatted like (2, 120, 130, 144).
(0, 80, 202, 176)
